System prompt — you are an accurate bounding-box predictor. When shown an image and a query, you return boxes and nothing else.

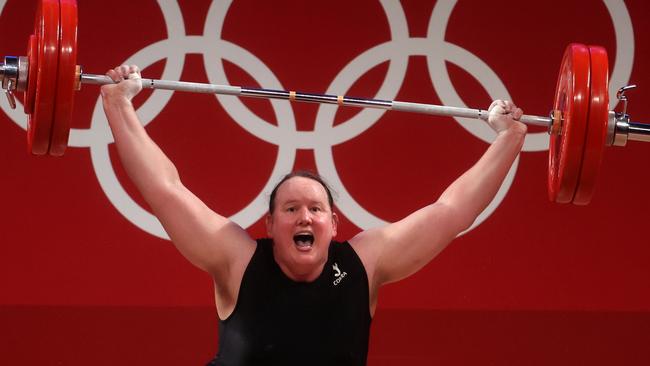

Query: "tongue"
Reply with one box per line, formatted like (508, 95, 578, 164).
(295, 240, 312, 247)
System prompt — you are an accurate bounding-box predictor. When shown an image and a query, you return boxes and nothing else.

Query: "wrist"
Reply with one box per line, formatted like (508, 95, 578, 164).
(102, 94, 133, 109)
(497, 122, 527, 138)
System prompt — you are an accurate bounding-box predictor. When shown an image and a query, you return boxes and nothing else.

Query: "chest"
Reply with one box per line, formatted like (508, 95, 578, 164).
(221, 261, 369, 363)
(241, 265, 363, 336)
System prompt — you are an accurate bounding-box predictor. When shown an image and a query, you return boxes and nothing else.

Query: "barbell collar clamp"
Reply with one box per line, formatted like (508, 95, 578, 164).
(613, 113, 630, 147)
(604, 113, 650, 146)
(0, 56, 27, 91)
(74, 65, 82, 91)
(606, 111, 617, 146)
(0, 56, 27, 109)
(616, 84, 637, 115)
(611, 85, 650, 145)
(549, 110, 563, 135)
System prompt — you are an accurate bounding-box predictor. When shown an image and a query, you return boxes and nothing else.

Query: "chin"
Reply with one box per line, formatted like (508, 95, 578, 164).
(291, 244, 326, 265)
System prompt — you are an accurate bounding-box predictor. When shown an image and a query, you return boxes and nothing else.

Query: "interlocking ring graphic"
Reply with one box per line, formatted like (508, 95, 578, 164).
(0, 0, 635, 240)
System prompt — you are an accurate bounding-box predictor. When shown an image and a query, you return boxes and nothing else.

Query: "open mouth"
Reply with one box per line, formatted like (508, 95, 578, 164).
(293, 233, 314, 248)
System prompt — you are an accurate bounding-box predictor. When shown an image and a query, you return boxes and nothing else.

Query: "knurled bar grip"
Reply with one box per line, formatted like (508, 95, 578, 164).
(81, 73, 552, 127)
(391, 101, 551, 127)
(81, 74, 241, 95)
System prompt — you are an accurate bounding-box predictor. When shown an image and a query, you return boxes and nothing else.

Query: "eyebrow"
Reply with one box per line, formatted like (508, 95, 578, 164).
(280, 200, 326, 207)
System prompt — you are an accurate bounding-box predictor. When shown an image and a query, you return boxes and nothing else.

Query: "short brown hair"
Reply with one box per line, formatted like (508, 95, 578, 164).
(268, 171, 334, 213)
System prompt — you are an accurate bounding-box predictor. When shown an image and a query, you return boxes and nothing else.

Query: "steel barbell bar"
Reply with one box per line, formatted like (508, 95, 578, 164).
(79, 72, 554, 127)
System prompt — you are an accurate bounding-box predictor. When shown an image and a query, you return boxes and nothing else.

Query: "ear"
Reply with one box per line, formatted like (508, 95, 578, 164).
(331, 212, 339, 237)
(265, 213, 274, 237)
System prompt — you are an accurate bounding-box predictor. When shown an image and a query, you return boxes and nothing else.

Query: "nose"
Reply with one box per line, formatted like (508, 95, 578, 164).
(297, 207, 312, 226)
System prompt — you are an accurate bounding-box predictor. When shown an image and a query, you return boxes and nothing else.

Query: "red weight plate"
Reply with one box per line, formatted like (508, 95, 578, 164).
(49, 0, 78, 156)
(27, 0, 60, 155)
(23, 35, 38, 115)
(572, 46, 610, 205)
(548, 44, 591, 203)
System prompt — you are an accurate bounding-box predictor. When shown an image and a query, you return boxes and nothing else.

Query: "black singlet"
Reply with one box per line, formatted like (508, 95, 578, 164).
(207, 238, 372, 366)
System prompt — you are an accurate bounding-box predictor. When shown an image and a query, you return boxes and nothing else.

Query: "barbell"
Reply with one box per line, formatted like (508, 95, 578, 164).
(1, 0, 649, 205)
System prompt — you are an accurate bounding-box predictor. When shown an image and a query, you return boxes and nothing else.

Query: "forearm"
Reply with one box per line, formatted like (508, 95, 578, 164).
(103, 95, 181, 205)
(438, 127, 526, 230)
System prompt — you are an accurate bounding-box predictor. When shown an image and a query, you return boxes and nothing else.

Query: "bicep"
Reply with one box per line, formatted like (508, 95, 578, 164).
(353, 202, 464, 286)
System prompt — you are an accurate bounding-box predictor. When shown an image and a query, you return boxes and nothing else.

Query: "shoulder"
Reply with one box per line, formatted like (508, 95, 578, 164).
(331, 239, 355, 257)
(247, 238, 271, 266)
(331, 240, 368, 277)
(347, 228, 385, 271)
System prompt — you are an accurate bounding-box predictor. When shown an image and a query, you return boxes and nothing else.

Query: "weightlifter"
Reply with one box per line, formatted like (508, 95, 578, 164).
(101, 64, 526, 366)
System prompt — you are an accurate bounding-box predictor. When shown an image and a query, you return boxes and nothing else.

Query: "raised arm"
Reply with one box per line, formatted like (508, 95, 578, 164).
(100, 65, 255, 287)
(350, 100, 526, 308)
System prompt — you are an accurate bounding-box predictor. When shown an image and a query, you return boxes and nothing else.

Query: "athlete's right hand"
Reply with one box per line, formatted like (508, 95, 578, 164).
(101, 64, 143, 102)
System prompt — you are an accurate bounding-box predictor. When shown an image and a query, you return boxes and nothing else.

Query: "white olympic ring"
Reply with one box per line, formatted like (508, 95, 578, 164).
(0, 0, 635, 239)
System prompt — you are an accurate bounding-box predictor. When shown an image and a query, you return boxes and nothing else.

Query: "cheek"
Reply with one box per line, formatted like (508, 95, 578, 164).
(268, 217, 287, 237)
(316, 217, 335, 232)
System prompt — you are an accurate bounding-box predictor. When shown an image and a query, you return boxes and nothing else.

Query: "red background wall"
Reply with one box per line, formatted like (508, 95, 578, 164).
(1, 0, 649, 365)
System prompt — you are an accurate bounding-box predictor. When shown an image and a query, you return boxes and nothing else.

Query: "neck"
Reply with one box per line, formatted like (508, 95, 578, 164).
(273, 252, 327, 283)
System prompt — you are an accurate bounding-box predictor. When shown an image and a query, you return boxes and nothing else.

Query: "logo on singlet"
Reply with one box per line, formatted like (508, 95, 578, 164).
(332, 262, 347, 286)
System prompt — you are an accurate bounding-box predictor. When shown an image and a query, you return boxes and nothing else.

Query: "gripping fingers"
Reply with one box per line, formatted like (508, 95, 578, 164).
(487, 99, 525, 133)
(107, 65, 140, 83)
(489, 100, 522, 119)
(101, 65, 143, 100)
(127, 65, 141, 80)
(106, 68, 122, 83)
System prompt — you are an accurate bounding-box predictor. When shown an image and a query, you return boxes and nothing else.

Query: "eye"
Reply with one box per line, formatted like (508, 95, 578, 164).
(286, 206, 296, 212)
(310, 206, 322, 212)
